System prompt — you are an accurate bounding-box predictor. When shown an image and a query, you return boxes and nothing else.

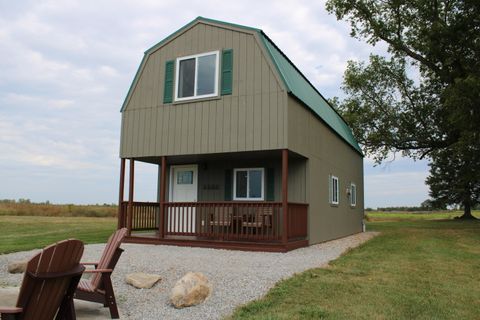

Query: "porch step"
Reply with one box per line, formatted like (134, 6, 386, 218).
(123, 236, 308, 252)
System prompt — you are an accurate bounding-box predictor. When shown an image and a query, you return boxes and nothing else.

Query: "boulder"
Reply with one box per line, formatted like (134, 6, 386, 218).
(170, 272, 212, 308)
(125, 272, 162, 289)
(8, 260, 28, 274)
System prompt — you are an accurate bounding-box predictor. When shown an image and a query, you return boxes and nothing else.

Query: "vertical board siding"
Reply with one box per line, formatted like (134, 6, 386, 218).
(120, 22, 287, 158)
(287, 97, 364, 245)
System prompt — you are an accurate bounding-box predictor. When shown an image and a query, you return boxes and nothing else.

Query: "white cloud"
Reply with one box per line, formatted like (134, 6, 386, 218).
(2, 93, 74, 110)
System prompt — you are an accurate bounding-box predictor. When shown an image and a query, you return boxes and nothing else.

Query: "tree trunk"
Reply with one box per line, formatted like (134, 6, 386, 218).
(458, 201, 476, 219)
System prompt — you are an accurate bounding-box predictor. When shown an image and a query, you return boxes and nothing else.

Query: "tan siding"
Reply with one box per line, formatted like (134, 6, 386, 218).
(120, 22, 287, 158)
(222, 98, 231, 151)
(208, 101, 216, 153)
(245, 94, 254, 150)
(237, 33, 246, 96)
(230, 97, 238, 151)
(156, 106, 163, 155)
(216, 100, 223, 152)
(253, 94, 262, 150)
(261, 93, 270, 149)
(237, 95, 246, 151)
(288, 158, 307, 203)
(187, 105, 196, 152)
(127, 111, 135, 155)
(119, 114, 126, 155)
(269, 91, 278, 147)
(143, 108, 151, 156)
(287, 97, 364, 245)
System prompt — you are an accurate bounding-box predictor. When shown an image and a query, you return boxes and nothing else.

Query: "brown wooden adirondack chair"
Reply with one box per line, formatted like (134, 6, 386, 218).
(0, 239, 85, 320)
(74, 228, 127, 319)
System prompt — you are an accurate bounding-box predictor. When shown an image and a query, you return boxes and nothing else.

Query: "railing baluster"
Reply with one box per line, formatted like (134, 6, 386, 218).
(126, 201, 308, 243)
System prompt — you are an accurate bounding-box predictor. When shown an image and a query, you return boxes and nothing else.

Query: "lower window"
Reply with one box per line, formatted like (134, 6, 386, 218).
(329, 175, 339, 205)
(350, 183, 357, 207)
(233, 168, 264, 200)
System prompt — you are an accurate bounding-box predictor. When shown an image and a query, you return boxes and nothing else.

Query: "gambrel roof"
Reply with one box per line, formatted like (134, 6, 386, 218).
(121, 16, 362, 155)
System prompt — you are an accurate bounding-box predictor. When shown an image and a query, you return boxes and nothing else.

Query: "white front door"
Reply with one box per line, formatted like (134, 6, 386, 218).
(168, 165, 198, 233)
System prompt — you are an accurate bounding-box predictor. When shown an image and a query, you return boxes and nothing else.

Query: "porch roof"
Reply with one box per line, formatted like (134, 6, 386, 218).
(133, 149, 305, 166)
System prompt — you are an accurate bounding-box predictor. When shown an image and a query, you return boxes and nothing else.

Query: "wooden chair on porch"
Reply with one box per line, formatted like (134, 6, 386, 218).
(209, 207, 233, 227)
(0, 239, 85, 320)
(74, 228, 127, 319)
(242, 207, 273, 229)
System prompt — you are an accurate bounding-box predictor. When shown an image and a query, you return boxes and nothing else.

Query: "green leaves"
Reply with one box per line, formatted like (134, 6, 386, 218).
(338, 54, 445, 163)
(327, 0, 480, 211)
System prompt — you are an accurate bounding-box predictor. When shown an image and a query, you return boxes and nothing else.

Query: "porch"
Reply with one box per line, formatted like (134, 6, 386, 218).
(117, 150, 309, 252)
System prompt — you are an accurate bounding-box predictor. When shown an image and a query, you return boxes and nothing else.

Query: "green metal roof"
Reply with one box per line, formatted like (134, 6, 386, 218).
(121, 16, 362, 155)
(258, 32, 362, 154)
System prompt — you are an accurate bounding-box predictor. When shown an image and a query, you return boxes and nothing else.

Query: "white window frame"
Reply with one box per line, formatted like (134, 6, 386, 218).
(174, 50, 219, 102)
(350, 183, 357, 207)
(330, 175, 339, 205)
(233, 168, 265, 201)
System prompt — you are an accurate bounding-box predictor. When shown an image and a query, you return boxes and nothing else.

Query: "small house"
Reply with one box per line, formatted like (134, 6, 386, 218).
(117, 17, 364, 251)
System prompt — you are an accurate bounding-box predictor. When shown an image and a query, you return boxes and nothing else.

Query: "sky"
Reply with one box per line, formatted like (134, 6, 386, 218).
(0, 0, 430, 208)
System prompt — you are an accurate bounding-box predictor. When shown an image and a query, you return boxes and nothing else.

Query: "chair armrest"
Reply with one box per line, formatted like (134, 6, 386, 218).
(0, 307, 23, 314)
(28, 265, 85, 280)
(83, 268, 113, 274)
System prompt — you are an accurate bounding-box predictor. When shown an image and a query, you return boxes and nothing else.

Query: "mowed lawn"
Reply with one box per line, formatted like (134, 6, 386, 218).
(230, 212, 480, 320)
(0, 216, 116, 254)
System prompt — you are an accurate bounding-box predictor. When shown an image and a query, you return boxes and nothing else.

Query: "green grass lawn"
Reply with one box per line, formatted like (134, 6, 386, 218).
(366, 210, 480, 221)
(229, 215, 480, 319)
(0, 216, 116, 254)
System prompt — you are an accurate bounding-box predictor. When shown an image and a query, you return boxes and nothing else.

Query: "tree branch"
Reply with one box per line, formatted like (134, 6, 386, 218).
(354, 3, 445, 79)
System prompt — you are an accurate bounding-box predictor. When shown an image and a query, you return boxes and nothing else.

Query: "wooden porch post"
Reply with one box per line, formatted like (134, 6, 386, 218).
(117, 158, 126, 229)
(159, 156, 167, 239)
(127, 158, 134, 236)
(282, 149, 289, 245)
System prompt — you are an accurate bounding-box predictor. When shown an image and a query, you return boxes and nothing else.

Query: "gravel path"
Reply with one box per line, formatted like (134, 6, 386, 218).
(1, 232, 377, 319)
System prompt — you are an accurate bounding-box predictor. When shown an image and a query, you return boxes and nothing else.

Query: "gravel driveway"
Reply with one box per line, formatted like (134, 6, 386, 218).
(0, 232, 377, 319)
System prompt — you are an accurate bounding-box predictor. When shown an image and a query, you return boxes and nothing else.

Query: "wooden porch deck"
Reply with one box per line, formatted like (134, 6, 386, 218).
(119, 201, 309, 252)
(117, 150, 308, 252)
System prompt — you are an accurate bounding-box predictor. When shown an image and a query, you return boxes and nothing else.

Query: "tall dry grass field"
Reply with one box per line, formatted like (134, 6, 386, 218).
(0, 201, 117, 217)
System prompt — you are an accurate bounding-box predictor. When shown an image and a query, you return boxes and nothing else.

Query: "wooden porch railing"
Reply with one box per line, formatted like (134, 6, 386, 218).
(165, 202, 283, 241)
(120, 201, 308, 242)
(119, 201, 159, 231)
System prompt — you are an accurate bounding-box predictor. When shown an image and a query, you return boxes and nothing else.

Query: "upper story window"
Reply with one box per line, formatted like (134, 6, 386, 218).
(175, 51, 219, 101)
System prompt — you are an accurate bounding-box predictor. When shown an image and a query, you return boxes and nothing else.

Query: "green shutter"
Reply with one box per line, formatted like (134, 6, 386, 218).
(163, 60, 174, 104)
(221, 49, 233, 95)
(266, 168, 275, 201)
(224, 169, 233, 200)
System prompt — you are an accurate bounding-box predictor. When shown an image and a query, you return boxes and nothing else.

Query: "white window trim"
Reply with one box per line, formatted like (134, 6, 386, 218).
(174, 50, 219, 102)
(233, 168, 265, 201)
(330, 175, 339, 205)
(350, 183, 357, 207)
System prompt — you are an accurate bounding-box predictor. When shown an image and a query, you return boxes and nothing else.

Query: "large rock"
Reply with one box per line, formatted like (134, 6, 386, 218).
(170, 272, 212, 308)
(8, 260, 28, 274)
(125, 272, 162, 289)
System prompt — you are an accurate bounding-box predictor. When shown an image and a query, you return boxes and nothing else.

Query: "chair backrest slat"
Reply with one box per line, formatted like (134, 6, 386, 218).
(90, 228, 127, 290)
(17, 239, 84, 320)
